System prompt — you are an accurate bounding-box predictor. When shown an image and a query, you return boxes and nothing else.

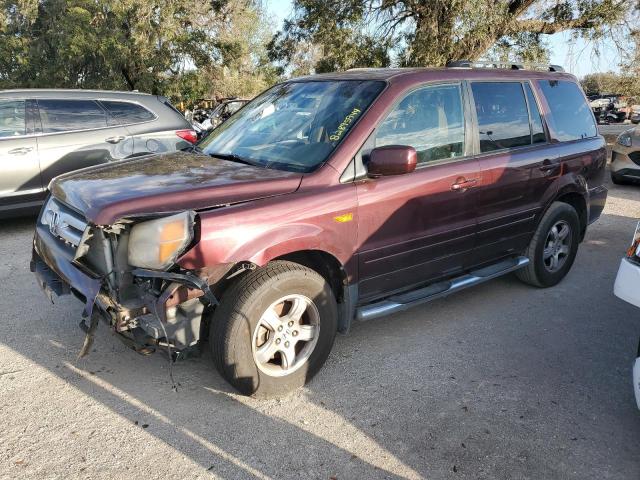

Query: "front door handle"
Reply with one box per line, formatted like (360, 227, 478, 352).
(8, 147, 33, 155)
(539, 159, 559, 173)
(451, 177, 478, 192)
(105, 135, 126, 144)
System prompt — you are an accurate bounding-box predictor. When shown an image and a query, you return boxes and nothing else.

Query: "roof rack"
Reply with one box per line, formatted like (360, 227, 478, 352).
(446, 60, 564, 72)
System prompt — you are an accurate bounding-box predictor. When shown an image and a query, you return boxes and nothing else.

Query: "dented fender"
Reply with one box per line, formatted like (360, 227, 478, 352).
(177, 184, 359, 280)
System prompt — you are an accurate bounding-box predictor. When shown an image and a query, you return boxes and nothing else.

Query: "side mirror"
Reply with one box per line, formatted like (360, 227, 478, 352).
(367, 145, 417, 177)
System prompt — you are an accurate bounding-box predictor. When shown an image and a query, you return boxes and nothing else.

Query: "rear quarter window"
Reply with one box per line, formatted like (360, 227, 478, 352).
(100, 100, 156, 125)
(538, 80, 597, 142)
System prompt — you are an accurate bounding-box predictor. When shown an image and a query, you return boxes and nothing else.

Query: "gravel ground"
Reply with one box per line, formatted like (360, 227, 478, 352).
(1, 175, 640, 480)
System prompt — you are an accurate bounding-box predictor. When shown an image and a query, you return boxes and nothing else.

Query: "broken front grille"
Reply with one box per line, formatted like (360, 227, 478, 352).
(40, 197, 88, 248)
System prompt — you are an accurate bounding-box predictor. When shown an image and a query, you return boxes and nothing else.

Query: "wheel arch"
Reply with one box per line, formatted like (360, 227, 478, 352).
(273, 250, 355, 334)
(554, 190, 588, 241)
(209, 249, 356, 335)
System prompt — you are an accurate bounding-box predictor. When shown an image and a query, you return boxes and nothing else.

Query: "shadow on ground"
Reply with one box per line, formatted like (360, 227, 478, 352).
(2, 197, 640, 479)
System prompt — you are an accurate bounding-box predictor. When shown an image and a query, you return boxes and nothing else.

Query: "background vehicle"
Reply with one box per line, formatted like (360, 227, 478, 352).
(590, 95, 623, 123)
(599, 102, 628, 124)
(184, 97, 250, 139)
(613, 222, 640, 409)
(32, 63, 607, 398)
(611, 127, 640, 184)
(207, 98, 249, 129)
(0, 89, 196, 217)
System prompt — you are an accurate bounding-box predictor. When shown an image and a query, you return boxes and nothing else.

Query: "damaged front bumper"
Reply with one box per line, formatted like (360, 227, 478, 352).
(31, 219, 221, 358)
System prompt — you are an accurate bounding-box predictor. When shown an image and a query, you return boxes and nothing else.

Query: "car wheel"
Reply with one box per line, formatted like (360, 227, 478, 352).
(516, 202, 580, 288)
(210, 260, 337, 398)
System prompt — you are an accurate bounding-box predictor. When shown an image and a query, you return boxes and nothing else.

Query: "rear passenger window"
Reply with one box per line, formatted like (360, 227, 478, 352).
(0, 100, 26, 138)
(38, 99, 107, 133)
(471, 82, 531, 152)
(524, 83, 546, 144)
(538, 80, 596, 141)
(374, 83, 465, 165)
(100, 101, 155, 125)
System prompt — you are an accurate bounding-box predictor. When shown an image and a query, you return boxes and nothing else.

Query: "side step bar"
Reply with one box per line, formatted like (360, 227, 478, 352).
(355, 256, 529, 322)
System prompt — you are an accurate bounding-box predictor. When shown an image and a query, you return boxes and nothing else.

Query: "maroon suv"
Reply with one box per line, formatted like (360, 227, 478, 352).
(32, 64, 607, 397)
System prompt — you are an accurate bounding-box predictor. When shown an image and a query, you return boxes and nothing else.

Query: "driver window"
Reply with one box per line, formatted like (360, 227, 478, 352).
(374, 84, 465, 165)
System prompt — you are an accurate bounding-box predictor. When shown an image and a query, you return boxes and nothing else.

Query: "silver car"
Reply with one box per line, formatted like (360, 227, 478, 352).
(0, 89, 196, 217)
(610, 127, 640, 184)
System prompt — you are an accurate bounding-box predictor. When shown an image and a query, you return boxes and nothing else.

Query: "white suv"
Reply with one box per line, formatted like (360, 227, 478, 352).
(613, 221, 640, 409)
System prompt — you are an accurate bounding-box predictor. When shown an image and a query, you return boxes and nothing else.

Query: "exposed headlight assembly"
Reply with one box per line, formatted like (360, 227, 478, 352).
(617, 130, 633, 148)
(128, 211, 195, 270)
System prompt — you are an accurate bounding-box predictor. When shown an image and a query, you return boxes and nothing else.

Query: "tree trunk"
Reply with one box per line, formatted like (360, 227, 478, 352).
(121, 67, 136, 90)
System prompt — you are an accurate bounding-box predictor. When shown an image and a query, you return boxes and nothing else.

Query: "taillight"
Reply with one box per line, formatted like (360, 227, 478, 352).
(627, 221, 640, 259)
(176, 129, 198, 144)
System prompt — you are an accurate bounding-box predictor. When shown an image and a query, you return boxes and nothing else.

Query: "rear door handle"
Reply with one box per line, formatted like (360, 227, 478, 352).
(105, 135, 126, 144)
(8, 147, 33, 155)
(451, 177, 478, 192)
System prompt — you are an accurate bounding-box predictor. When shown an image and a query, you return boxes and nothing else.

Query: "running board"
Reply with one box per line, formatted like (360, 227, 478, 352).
(355, 256, 529, 322)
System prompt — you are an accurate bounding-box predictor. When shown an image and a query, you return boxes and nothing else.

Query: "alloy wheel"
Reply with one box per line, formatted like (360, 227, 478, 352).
(251, 294, 320, 377)
(543, 220, 572, 273)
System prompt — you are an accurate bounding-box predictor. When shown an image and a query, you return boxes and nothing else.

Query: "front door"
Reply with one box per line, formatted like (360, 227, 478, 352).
(355, 82, 479, 302)
(0, 99, 43, 212)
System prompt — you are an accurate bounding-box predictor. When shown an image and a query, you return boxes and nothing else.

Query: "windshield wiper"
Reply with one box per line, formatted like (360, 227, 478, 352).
(207, 152, 264, 168)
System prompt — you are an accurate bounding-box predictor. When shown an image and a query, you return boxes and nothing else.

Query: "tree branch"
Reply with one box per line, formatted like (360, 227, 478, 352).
(507, 0, 537, 16)
(513, 17, 596, 35)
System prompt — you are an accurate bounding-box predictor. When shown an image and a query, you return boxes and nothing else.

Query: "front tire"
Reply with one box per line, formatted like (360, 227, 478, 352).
(516, 202, 580, 288)
(210, 261, 337, 398)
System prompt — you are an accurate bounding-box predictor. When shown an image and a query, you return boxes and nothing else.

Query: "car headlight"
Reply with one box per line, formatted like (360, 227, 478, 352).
(617, 130, 633, 147)
(128, 211, 195, 270)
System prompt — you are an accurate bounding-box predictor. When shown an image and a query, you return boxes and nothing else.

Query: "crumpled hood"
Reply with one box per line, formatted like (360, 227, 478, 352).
(49, 152, 302, 225)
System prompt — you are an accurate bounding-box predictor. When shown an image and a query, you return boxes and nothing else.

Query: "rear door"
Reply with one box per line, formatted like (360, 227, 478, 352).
(111, 98, 192, 155)
(35, 98, 133, 187)
(469, 81, 551, 266)
(0, 99, 43, 212)
(535, 79, 601, 189)
(356, 82, 480, 301)
(99, 99, 167, 155)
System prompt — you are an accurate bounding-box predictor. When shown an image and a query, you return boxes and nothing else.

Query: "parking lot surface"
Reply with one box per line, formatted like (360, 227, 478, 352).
(599, 123, 634, 137)
(1, 175, 640, 480)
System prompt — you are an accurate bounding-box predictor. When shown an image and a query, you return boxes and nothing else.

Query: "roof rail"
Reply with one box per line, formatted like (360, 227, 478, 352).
(446, 60, 564, 72)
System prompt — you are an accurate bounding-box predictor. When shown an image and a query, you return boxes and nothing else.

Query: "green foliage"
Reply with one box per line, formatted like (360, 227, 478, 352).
(1, 0, 635, 102)
(270, 0, 634, 72)
(0, 0, 279, 104)
(581, 72, 640, 99)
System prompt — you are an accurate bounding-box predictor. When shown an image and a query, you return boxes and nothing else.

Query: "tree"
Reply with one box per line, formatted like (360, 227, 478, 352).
(0, 0, 278, 103)
(270, 0, 636, 73)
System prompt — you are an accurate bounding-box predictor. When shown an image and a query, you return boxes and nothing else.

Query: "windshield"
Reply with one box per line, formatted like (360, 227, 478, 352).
(199, 80, 385, 172)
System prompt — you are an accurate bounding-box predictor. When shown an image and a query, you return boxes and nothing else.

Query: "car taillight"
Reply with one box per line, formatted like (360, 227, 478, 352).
(176, 129, 198, 144)
(627, 221, 640, 259)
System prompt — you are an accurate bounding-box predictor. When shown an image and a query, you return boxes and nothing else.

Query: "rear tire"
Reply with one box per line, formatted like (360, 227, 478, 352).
(209, 261, 337, 398)
(516, 202, 580, 288)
